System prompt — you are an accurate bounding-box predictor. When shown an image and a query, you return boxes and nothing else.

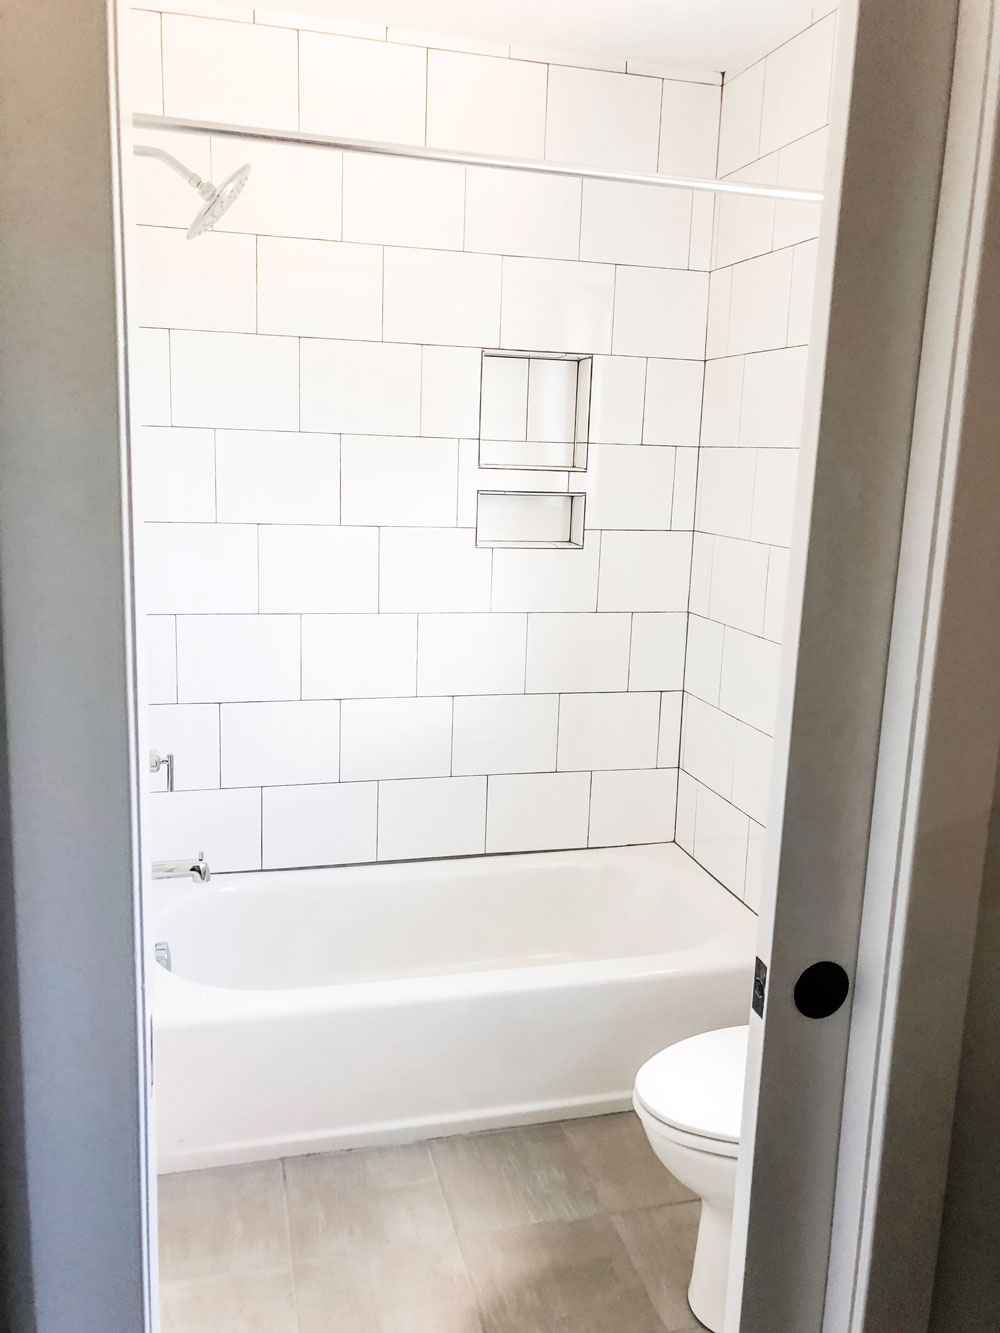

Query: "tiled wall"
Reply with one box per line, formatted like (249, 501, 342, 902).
(127, 4, 723, 872)
(675, 9, 837, 909)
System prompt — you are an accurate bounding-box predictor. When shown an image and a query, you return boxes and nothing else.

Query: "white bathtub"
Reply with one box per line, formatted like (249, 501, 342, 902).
(151, 844, 756, 1173)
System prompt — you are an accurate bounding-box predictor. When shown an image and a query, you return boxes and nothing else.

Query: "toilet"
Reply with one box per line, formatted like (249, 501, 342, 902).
(633, 1025, 749, 1333)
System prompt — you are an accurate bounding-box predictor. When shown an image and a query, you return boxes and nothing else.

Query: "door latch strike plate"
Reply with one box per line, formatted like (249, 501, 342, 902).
(752, 956, 767, 1018)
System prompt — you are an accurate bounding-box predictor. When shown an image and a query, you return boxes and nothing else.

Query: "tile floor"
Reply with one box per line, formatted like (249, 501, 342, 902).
(158, 1112, 708, 1332)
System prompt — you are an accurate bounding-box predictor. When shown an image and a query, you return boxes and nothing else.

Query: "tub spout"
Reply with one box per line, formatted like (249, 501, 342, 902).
(153, 852, 211, 883)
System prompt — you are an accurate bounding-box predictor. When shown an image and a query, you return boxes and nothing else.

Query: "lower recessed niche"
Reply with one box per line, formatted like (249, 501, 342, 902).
(475, 490, 585, 549)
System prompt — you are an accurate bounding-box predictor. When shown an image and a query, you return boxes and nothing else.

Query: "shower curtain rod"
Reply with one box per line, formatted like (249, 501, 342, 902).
(132, 113, 824, 203)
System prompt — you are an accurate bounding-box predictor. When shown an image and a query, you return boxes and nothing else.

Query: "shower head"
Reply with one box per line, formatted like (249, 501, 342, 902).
(134, 144, 251, 239)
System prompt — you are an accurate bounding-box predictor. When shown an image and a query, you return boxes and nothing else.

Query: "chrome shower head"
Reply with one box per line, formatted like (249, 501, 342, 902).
(187, 163, 252, 239)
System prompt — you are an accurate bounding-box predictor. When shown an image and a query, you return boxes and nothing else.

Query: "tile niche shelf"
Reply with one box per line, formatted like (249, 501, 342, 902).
(478, 349, 592, 473)
(475, 490, 586, 549)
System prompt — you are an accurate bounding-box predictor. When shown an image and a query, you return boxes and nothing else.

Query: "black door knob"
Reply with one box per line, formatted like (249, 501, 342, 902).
(794, 961, 850, 1019)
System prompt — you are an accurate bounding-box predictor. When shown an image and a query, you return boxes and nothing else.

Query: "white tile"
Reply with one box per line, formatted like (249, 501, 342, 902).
(752, 450, 799, 547)
(390, 27, 507, 57)
(558, 692, 660, 771)
(211, 139, 342, 241)
(134, 427, 215, 522)
(612, 268, 708, 359)
(301, 614, 417, 699)
(641, 359, 704, 448)
(134, 127, 212, 230)
(657, 692, 683, 767)
(720, 629, 783, 734)
(759, 15, 837, 157)
(342, 156, 465, 250)
(513, 45, 623, 72)
(689, 192, 715, 271)
(682, 695, 737, 798)
(527, 359, 579, 443)
(545, 65, 661, 171)
(580, 181, 691, 268)
(262, 782, 377, 868)
(379, 776, 487, 860)
(728, 249, 795, 355)
(659, 79, 721, 176)
(774, 130, 827, 249)
(380, 528, 491, 612)
(147, 788, 261, 873)
(299, 32, 426, 143)
(744, 819, 767, 912)
(159, 2, 254, 19)
(589, 769, 677, 846)
(464, 169, 581, 261)
(764, 547, 791, 642)
(170, 331, 299, 430)
(585, 445, 674, 530)
(696, 448, 756, 538)
(300, 340, 421, 436)
(675, 771, 697, 853)
(125, 8, 163, 115)
(383, 248, 502, 347)
(739, 347, 809, 447)
(480, 356, 528, 441)
(421, 348, 482, 438)
(672, 448, 699, 528)
(176, 614, 300, 702)
(525, 613, 631, 693)
(257, 238, 382, 340)
(221, 700, 339, 786)
(732, 723, 774, 824)
(717, 63, 764, 177)
(692, 784, 749, 895)
(136, 226, 256, 333)
(452, 695, 559, 776)
(485, 772, 590, 853)
(161, 14, 297, 127)
(628, 614, 687, 691)
(256, 9, 383, 38)
(427, 50, 547, 157)
(706, 266, 733, 360)
(713, 155, 778, 270)
(144, 616, 177, 704)
(258, 526, 379, 612)
(146, 704, 220, 790)
(684, 615, 724, 706)
(457, 441, 568, 527)
(340, 436, 458, 528)
(132, 328, 171, 427)
(491, 538, 600, 613)
(709, 535, 769, 634)
(501, 259, 615, 355)
(689, 534, 714, 617)
(787, 240, 820, 345)
(142, 523, 257, 614)
(341, 697, 452, 781)
(588, 357, 646, 445)
(215, 431, 340, 525)
(597, 531, 692, 612)
(700, 358, 744, 447)
(477, 492, 574, 545)
(417, 613, 526, 696)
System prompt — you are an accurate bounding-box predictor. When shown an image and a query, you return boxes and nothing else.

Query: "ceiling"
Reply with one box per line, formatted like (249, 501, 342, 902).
(256, 0, 815, 74)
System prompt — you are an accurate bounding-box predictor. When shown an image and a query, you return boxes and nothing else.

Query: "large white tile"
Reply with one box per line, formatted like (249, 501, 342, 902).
(584, 445, 674, 529)
(588, 357, 646, 445)
(689, 191, 716, 270)
(675, 770, 697, 854)
(262, 782, 377, 868)
(136, 226, 256, 333)
(692, 784, 749, 896)
(751, 450, 799, 547)
(684, 615, 725, 706)
(696, 448, 756, 538)
(759, 15, 837, 157)
(161, 14, 297, 127)
(689, 533, 714, 617)
(659, 80, 721, 177)
(717, 62, 764, 177)
(258, 526, 378, 613)
(211, 139, 342, 241)
(612, 268, 708, 359)
(682, 695, 737, 797)
(643, 359, 705, 447)
(134, 427, 215, 523)
(719, 628, 783, 734)
(221, 700, 339, 786)
(464, 169, 581, 261)
(589, 768, 677, 846)
(257, 238, 382, 340)
(728, 249, 795, 355)
(417, 614, 526, 696)
(142, 523, 257, 614)
(170, 331, 299, 430)
(706, 266, 733, 360)
(525, 613, 631, 693)
(491, 538, 600, 613)
(146, 704, 220, 791)
(763, 547, 790, 643)
(732, 723, 774, 824)
(125, 8, 163, 116)
(744, 819, 767, 911)
(629, 613, 687, 691)
(176, 614, 300, 702)
(255, 8, 383, 37)
(378, 776, 487, 860)
(380, 528, 491, 612)
(301, 614, 417, 699)
(147, 788, 261, 873)
(340, 436, 458, 527)
(427, 50, 547, 157)
(557, 692, 660, 771)
(501, 258, 615, 355)
(342, 155, 465, 250)
(299, 32, 426, 143)
(700, 357, 744, 447)
(545, 65, 661, 171)
(341, 697, 452, 781)
(452, 694, 559, 776)
(773, 129, 827, 250)
(421, 348, 482, 438)
(713, 156, 778, 270)
(132, 328, 171, 427)
(215, 431, 340, 525)
(300, 340, 421, 436)
(597, 531, 692, 612)
(383, 248, 502, 347)
(739, 347, 809, 447)
(672, 447, 699, 528)
(709, 535, 769, 634)
(787, 240, 820, 345)
(144, 616, 178, 704)
(580, 181, 691, 268)
(657, 691, 683, 767)
(485, 772, 590, 853)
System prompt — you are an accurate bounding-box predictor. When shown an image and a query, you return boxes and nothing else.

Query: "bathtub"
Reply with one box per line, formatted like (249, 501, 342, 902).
(151, 843, 756, 1173)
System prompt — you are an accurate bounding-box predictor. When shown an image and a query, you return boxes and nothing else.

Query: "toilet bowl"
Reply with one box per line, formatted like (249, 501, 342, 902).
(633, 1025, 749, 1333)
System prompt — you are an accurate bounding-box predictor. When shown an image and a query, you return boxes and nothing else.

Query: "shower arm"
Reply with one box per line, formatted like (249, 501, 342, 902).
(133, 143, 216, 200)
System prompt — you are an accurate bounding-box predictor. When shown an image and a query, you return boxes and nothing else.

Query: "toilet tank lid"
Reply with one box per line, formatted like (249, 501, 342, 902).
(634, 1025, 749, 1144)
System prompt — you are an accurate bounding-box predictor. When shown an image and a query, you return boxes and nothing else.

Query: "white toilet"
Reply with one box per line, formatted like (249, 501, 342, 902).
(633, 1025, 749, 1333)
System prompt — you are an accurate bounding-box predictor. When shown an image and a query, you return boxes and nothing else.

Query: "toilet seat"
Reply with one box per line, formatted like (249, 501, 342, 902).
(634, 1025, 748, 1158)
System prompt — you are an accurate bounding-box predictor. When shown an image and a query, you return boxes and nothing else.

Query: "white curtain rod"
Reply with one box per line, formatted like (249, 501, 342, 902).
(132, 113, 824, 203)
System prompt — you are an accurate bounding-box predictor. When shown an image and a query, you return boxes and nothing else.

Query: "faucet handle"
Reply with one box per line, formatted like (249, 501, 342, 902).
(149, 749, 175, 792)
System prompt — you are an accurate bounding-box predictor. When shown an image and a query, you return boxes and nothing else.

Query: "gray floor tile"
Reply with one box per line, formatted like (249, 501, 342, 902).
(612, 1202, 706, 1331)
(160, 1266, 297, 1333)
(564, 1112, 697, 1212)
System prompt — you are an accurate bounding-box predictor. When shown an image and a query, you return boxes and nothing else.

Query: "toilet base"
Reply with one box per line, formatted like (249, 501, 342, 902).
(688, 1199, 733, 1333)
